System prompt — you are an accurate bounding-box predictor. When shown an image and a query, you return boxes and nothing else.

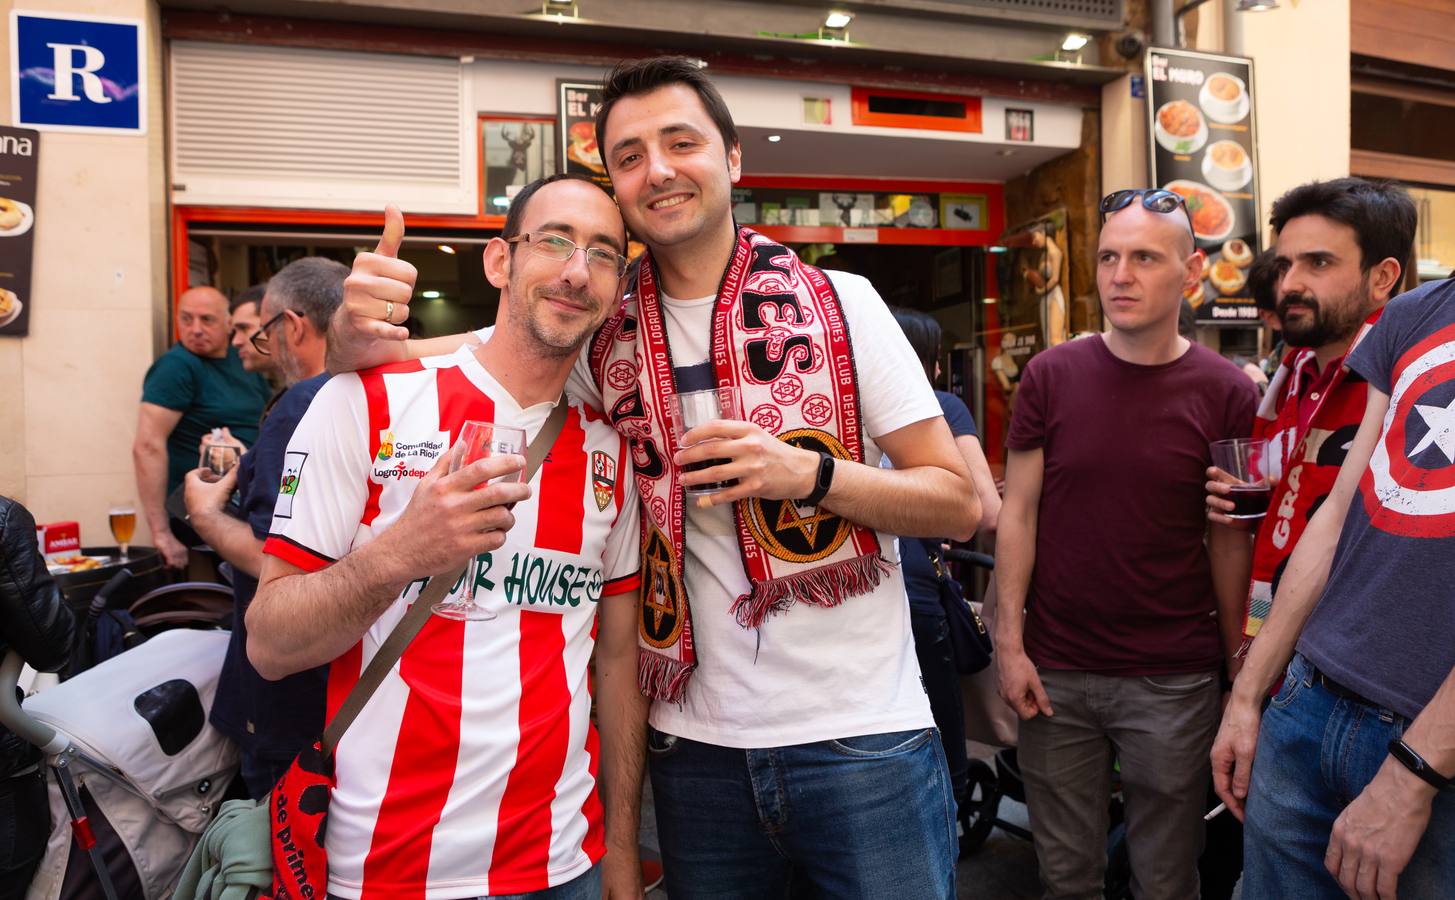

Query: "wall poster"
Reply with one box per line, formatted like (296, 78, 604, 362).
(557, 80, 608, 191)
(0, 126, 38, 336)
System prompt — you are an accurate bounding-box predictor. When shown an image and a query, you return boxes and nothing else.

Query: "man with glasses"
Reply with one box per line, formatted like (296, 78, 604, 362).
(184, 257, 346, 799)
(994, 189, 1258, 899)
(134, 285, 273, 567)
(247, 174, 648, 899)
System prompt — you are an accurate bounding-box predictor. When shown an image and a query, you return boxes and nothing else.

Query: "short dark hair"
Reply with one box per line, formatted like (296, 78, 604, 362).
(231, 283, 267, 315)
(595, 56, 739, 172)
(1246, 249, 1280, 311)
(268, 257, 348, 333)
(889, 306, 940, 378)
(501, 172, 614, 243)
(1269, 177, 1416, 273)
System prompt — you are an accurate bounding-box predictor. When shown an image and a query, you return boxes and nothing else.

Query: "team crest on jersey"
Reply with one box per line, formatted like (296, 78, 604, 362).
(641, 526, 684, 649)
(275, 452, 308, 519)
(1361, 323, 1455, 538)
(744, 428, 854, 563)
(591, 451, 616, 512)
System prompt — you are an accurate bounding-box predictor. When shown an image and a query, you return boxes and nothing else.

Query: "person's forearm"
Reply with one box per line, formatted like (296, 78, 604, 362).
(1402, 665, 1455, 780)
(247, 539, 413, 679)
(189, 509, 264, 578)
(992, 505, 1037, 653)
(820, 460, 979, 541)
(1232, 509, 1341, 703)
(134, 440, 171, 537)
(595, 639, 649, 859)
(1208, 525, 1254, 668)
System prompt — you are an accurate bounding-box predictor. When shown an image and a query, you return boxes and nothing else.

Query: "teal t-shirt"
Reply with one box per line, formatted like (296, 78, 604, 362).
(141, 344, 273, 493)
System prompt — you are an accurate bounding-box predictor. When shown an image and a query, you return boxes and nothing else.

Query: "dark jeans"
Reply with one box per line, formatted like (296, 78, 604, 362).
(909, 610, 970, 807)
(647, 727, 956, 899)
(240, 749, 292, 801)
(0, 767, 49, 900)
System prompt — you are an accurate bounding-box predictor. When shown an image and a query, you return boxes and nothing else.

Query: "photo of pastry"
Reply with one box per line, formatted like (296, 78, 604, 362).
(1183, 279, 1206, 309)
(1199, 72, 1250, 124)
(1201, 140, 1253, 192)
(1155, 99, 1208, 155)
(1221, 238, 1254, 268)
(0, 198, 34, 237)
(0, 289, 22, 327)
(1209, 258, 1248, 296)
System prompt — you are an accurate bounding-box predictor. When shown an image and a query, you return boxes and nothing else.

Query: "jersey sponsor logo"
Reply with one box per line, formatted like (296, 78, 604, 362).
(371, 430, 448, 481)
(591, 450, 616, 512)
(372, 460, 430, 481)
(641, 525, 684, 649)
(744, 428, 854, 563)
(275, 451, 307, 519)
(1361, 323, 1455, 538)
(376, 430, 395, 461)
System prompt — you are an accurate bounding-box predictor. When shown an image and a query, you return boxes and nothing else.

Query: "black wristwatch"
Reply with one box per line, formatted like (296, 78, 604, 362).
(1387, 739, 1455, 792)
(802, 451, 835, 507)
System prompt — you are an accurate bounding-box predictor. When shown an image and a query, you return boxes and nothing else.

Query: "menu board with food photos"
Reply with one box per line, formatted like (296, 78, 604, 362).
(0, 126, 38, 337)
(1145, 48, 1261, 325)
(557, 81, 610, 192)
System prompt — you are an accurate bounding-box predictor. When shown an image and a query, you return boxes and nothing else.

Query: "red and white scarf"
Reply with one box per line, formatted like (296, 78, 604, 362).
(589, 228, 892, 701)
(1241, 309, 1381, 654)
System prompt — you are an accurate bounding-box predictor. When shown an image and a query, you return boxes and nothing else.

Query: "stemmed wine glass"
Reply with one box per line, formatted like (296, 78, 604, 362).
(109, 502, 136, 561)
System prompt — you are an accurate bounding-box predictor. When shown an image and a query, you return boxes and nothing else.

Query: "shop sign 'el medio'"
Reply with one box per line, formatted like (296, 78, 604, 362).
(9, 11, 146, 134)
(1145, 47, 1261, 326)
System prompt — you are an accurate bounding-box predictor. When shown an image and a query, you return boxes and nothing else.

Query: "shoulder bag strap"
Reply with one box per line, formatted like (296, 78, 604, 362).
(322, 394, 570, 756)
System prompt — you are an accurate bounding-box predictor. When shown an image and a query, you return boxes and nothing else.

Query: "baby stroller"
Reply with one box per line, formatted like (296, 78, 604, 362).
(2, 618, 236, 899)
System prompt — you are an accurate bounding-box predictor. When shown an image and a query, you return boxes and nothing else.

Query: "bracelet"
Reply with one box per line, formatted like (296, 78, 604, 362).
(802, 451, 835, 507)
(1387, 739, 1455, 792)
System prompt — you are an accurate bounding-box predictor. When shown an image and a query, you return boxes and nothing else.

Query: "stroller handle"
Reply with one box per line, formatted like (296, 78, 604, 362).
(0, 650, 68, 755)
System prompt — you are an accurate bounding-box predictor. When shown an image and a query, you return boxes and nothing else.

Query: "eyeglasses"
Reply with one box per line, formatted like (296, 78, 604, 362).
(506, 232, 627, 278)
(250, 309, 289, 356)
(1099, 189, 1196, 234)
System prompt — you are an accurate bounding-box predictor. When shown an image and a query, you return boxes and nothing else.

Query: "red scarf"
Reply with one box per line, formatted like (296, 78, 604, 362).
(589, 228, 891, 701)
(1242, 310, 1381, 653)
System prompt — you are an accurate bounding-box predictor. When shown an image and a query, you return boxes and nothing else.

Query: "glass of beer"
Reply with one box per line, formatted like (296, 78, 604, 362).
(669, 386, 741, 495)
(1211, 437, 1272, 519)
(109, 503, 137, 560)
(199, 429, 242, 480)
(433, 420, 527, 621)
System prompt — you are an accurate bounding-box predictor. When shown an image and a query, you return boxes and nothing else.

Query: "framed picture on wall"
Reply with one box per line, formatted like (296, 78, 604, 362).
(480, 116, 556, 217)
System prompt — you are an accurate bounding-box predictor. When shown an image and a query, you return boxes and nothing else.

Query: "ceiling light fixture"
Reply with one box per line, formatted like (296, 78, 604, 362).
(541, 0, 579, 19)
(982, 297, 997, 305)
(421, 290, 442, 299)
(820, 10, 853, 41)
(437, 244, 456, 254)
(1061, 33, 1090, 51)
(766, 134, 782, 143)
(1235, 0, 1279, 10)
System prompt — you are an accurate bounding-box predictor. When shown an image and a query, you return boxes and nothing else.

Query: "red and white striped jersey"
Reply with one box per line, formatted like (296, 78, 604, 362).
(262, 346, 639, 900)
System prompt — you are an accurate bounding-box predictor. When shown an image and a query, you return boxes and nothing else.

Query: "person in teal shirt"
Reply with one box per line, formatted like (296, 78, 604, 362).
(135, 286, 272, 567)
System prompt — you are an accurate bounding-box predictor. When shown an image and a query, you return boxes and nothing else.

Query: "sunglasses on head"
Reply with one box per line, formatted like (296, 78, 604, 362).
(1099, 188, 1196, 234)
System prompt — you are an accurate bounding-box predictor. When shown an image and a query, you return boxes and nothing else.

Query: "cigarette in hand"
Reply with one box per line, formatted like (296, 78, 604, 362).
(1203, 802, 1227, 821)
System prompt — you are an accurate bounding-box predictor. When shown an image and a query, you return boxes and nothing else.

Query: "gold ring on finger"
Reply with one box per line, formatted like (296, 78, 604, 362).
(384, 301, 395, 324)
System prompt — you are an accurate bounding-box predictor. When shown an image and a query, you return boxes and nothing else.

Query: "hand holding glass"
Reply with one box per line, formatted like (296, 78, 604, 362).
(1211, 437, 1272, 519)
(432, 420, 527, 621)
(669, 387, 741, 495)
(199, 429, 242, 480)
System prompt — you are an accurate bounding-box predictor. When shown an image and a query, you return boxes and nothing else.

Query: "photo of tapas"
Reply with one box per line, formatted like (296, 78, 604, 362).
(1209, 258, 1248, 296)
(1199, 72, 1250, 125)
(46, 554, 106, 575)
(1201, 140, 1253, 192)
(1163, 179, 1236, 244)
(0, 288, 21, 328)
(566, 120, 605, 174)
(1154, 99, 1208, 155)
(0, 197, 34, 238)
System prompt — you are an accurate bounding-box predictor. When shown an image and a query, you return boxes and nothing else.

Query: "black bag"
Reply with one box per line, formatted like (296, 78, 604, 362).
(932, 548, 993, 674)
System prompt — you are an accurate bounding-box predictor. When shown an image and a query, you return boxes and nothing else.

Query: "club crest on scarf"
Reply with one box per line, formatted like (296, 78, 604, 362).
(591, 228, 891, 702)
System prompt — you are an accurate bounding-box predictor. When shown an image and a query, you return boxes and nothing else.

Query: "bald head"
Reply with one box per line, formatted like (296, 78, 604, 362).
(1096, 202, 1204, 340)
(1103, 201, 1196, 257)
(178, 286, 231, 358)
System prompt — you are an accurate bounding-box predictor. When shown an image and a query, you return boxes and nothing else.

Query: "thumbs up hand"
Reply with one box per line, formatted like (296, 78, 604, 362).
(327, 205, 418, 373)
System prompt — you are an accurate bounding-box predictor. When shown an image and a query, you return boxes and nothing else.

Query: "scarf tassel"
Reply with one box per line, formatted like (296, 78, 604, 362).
(639, 649, 695, 703)
(731, 553, 894, 630)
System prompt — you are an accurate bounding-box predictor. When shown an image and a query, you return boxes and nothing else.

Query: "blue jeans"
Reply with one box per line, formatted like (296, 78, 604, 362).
(1243, 653, 1455, 899)
(647, 726, 956, 899)
(329, 864, 599, 900)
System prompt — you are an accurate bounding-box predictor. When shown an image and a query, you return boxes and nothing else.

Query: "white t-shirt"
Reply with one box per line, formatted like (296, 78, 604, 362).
(265, 347, 639, 899)
(562, 269, 942, 748)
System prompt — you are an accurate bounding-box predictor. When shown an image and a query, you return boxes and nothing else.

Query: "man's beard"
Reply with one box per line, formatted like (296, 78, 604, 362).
(1277, 277, 1374, 349)
(512, 284, 599, 358)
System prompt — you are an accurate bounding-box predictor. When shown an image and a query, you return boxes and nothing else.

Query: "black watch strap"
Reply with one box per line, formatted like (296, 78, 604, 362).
(1388, 739, 1455, 792)
(803, 451, 835, 507)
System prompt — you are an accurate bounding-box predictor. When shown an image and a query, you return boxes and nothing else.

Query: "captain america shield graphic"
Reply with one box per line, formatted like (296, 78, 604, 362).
(1361, 323, 1455, 537)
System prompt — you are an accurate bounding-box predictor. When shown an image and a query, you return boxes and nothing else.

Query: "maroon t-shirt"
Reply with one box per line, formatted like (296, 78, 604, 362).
(1006, 335, 1258, 675)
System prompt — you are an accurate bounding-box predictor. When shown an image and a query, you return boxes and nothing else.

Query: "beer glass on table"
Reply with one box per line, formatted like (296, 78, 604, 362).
(432, 421, 527, 621)
(668, 386, 742, 495)
(109, 503, 137, 560)
(1211, 437, 1272, 519)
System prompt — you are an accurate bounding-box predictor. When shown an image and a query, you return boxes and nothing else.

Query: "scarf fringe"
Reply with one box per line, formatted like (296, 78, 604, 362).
(639, 649, 694, 703)
(731, 553, 893, 629)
